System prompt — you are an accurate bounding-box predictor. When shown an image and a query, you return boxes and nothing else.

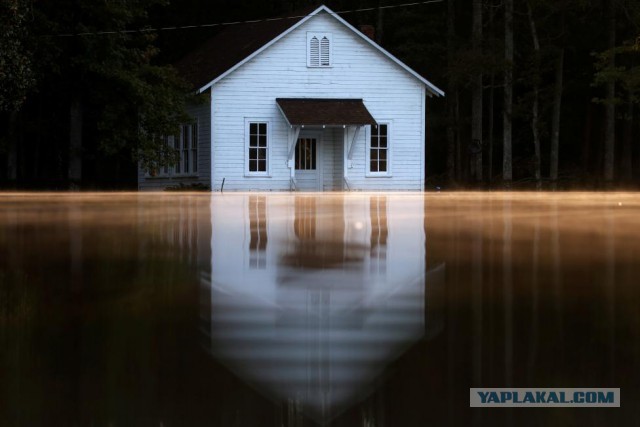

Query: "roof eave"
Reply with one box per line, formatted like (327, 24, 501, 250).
(196, 5, 326, 93)
(195, 5, 445, 97)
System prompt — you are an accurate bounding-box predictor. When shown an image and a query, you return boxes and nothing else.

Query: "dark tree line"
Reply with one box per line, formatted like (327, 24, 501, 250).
(1, 0, 639, 189)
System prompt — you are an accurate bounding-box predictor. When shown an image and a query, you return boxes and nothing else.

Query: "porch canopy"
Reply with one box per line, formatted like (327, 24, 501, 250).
(276, 98, 377, 127)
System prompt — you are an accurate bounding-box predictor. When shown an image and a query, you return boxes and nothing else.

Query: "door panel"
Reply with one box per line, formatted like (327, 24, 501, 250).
(295, 136, 321, 191)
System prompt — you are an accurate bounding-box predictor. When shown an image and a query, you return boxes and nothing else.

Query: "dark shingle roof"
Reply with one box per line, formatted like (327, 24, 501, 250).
(174, 6, 318, 90)
(276, 98, 377, 126)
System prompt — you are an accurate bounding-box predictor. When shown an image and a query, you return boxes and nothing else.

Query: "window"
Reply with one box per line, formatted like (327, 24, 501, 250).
(307, 33, 332, 67)
(295, 138, 316, 170)
(369, 124, 390, 175)
(247, 121, 268, 175)
(191, 123, 198, 173)
(174, 122, 198, 176)
(147, 122, 198, 177)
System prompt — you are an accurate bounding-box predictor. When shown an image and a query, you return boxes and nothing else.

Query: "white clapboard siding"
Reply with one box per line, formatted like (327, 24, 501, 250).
(138, 101, 211, 191)
(210, 11, 427, 191)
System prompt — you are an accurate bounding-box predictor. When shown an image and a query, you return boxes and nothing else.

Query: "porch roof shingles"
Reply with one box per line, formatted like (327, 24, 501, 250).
(276, 98, 377, 127)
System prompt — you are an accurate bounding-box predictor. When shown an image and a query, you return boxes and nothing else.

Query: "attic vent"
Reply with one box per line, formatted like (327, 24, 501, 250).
(320, 36, 330, 66)
(309, 36, 319, 66)
(307, 32, 332, 67)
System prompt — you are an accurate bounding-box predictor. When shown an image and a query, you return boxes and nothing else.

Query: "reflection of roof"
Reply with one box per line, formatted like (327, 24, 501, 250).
(276, 98, 378, 127)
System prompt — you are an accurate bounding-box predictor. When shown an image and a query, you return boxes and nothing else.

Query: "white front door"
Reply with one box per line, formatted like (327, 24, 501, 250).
(295, 132, 322, 191)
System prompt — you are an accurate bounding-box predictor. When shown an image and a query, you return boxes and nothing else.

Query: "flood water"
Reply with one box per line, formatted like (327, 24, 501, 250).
(1, 192, 639, 426)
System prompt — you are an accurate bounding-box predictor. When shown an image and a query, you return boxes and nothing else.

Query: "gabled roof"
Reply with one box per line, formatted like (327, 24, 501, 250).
(175, 5, 444, 97)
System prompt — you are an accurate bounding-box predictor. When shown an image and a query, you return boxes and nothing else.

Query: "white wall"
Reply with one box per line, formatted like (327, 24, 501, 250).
(211, 12, 426, 191)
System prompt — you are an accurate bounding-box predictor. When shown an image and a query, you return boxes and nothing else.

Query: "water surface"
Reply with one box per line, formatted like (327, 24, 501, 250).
(1, 192, 639, 426)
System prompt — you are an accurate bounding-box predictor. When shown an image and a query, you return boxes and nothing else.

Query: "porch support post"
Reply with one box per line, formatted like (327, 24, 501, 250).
(347, 126, 361, 161)
(287, 126, 301, 181)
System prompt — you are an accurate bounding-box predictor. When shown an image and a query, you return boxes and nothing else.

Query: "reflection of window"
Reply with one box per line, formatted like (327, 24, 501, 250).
(249, 196, 267, 269)
(370, 196, 387, 274)
(369, 124, 389, 175)
(294, 197, 316, 240)
(295, 138, 316, 170)
(247, 121, 268, 175)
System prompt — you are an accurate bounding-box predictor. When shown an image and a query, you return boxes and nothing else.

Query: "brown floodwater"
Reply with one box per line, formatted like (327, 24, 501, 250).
(0, 192, 639, 426)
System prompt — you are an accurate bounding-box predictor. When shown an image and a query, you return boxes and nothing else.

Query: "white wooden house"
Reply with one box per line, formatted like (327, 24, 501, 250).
(138, 4, 444, 191)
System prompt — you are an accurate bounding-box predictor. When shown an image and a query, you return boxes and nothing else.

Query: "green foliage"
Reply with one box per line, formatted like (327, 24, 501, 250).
(0, 0, 35, 112)
(593, 40, 640, 104)
(28, 0, 193, 171)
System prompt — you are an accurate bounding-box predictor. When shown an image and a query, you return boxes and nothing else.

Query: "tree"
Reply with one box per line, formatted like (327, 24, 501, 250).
(0, 0, 34, 113)
(16, 0, 191, 186)
(471, 0, 483, 183)
(503, 0, 514, 184)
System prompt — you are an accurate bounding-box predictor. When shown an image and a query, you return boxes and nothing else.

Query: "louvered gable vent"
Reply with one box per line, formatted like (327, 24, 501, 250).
(307, 33, 331, 67)
(320, 36, 330, 66)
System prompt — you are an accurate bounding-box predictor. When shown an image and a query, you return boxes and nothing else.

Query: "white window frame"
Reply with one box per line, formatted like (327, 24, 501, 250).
(173, 120, 199, 177)
(244, 119, 271, 177)
(307, 32, 332, 68)
(366, 121, 392, 177)
(145, 120, 199, 178)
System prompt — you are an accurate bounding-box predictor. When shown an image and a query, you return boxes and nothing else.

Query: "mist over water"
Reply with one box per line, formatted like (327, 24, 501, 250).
(1, 192, 638, 426)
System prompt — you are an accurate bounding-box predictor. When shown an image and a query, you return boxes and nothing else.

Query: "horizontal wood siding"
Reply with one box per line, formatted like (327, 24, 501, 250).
(138, 100, 212, 191)
(211, 12, 425, 191)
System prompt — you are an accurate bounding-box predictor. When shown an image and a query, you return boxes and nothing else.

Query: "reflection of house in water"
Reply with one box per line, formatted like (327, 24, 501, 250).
(201, 194, 444, 425)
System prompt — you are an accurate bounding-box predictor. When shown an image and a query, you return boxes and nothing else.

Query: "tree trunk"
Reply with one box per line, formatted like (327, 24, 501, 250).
(503, 0, 514, 184)
(6, 111, 18, 183)
(527, 2, 541, 190)
(446, 0, 457, 184)
(604, 0, 616, 183)
(471, 0, 483, 184)
(550, 48, 564, 188)
(488, 72, 495, 185)
(69, 94, 83, 188)
(621, 102, 633, 182)
(455, 89, 462, 181)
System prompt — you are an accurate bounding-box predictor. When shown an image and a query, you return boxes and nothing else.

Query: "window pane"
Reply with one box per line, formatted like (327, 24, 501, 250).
(250, 134, 257, 147)
(258, 160, 266, 172)
(249, 159, 257, 172)
(250, 123, 257, 135)
(192, 149, 198, 173)
(184, 150, 189, 173)
(371, 149, 378, 161)
(249, 147, 257, 160)
(258, 148, 266, 160)
(258, 123, 267, 135)
(370, 160, 377, 172)
(379, 136, 387, 148)
(379, 149, 387, 161)
(379, 160, 387, 172)
(259, 135, 267, 147)
(380, 124, 387, 135)
(191, 124, 198, 148)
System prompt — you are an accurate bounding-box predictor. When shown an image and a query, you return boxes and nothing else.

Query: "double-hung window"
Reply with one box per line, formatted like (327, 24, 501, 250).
(368, 123, 391, 176)
(174, 122, 198, 176)
(246, 121, 269, 175)
(147, 122, 198, 177)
